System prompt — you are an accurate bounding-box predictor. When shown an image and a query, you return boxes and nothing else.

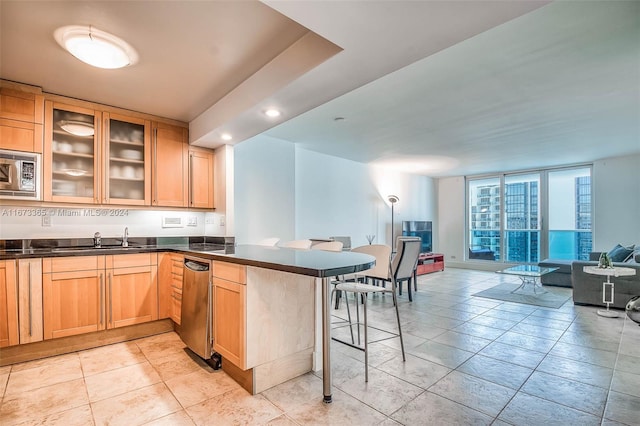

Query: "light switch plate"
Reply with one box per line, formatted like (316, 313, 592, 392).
(187, 216, 197, 226)
(42, 216, 51, 227)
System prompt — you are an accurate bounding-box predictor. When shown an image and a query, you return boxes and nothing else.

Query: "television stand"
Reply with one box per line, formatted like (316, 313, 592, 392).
(416, 253, 445, 275)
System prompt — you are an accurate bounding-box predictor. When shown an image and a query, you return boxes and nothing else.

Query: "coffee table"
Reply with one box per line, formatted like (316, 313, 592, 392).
(497, 265, 558, 294)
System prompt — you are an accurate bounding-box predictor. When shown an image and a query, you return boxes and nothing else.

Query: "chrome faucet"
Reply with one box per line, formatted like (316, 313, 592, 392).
(93, 232, 102, 248)
(122, 227, 129, 247)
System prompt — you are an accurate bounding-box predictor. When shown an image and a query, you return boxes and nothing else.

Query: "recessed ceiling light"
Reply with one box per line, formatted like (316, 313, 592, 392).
(221, 133, 233, 141)
(54, 25, 138, 69)
(264, 108, 281, 118)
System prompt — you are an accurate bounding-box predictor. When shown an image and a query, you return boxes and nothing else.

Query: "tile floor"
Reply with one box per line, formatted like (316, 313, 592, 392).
(1, 268, 639, 425)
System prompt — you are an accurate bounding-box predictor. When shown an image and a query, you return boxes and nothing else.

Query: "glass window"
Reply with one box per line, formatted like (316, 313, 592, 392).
(504, 173, 540, 263)
(548, 168, 592, 260)
(468, 178, 500, 261)
(467, 166, 592, 263)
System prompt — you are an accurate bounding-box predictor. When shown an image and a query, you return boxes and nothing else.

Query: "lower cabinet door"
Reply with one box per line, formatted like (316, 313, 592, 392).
(212, 278, 246, 369)
(18, 259, 43, 344)
(0, 260, 18, 347)
(43, 270, 105, 339)
(107, 265, 158, 329)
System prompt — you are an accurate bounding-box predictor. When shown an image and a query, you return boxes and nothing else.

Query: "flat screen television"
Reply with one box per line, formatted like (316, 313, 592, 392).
(402, 220, 433, 254)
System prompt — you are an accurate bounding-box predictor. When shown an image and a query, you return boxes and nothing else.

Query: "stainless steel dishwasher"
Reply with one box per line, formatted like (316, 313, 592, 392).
(180, 256, 221, 369)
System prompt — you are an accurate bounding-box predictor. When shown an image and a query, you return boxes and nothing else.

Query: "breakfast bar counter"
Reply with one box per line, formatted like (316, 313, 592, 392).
(0, 239, 374, 402)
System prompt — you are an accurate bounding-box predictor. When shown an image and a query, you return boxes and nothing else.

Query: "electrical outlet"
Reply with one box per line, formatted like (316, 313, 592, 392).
(219, 216, 226, 226)
(187, 216, 197, 226)
(42, 216, 51, 227)
(205, 216, 214, 225)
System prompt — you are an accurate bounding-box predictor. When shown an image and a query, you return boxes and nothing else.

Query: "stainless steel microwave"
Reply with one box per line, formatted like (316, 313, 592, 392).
(0, 149, 41, 200)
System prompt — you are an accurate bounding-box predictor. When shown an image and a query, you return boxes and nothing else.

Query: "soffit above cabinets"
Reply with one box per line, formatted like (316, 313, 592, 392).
(0, 0, 341, 141)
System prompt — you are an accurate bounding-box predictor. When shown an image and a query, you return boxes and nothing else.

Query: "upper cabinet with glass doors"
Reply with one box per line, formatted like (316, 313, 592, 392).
(43, 102, 100, 203)
(44, 101, 151, 205)
(103, 113, 151, 205)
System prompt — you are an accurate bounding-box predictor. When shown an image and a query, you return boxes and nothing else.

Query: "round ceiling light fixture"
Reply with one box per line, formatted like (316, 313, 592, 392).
(221, 133, 233, 141)
(58, 120, 95, 137)
(264, 108, 281, 118)
(54, 25, 138, 69)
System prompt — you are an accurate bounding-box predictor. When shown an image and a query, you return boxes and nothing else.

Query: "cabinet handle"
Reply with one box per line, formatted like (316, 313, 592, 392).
(95, 117, 100, 203)
(108, 272, 113, 325)
(153, 128, 158, 204)
(99, 273, 104, 326)
(27, 262, 32, 337)
(104, 118, 109, 203)
(189, 153, 194, 206)
(207, 279, 213, 350)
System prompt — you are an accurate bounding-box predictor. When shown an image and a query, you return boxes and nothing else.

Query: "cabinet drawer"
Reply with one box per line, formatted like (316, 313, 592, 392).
(212, 261, 246, 284)
(171, 263, 183, 277)
(43, 256, 104, 273)
(171, 288, 182, 325)
(0, 118, 42, 153)
(107, 253, 153, 269)
(0, 88, 42, 123)
(171, 275, 183, 290)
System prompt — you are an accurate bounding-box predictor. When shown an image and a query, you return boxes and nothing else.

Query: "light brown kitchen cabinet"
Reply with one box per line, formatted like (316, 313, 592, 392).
(159, 253, 184, 324)
(211, 263, 315, 394)
(43, 101, 101, 203)
(152, 122, 188, 207)
(189, 148, 215, 209)
(106, 253, 158, 328)
(0, 260, 19, 347)
(42, 256, 105, 339)
(212, 261, 246, 368)
(42, 92, 202, 209)
(103, 112, 151, 205)
(42, 253, 157, 340)
(44, 101, 152, 205)
(17, 258, 43, 344)
(0, 81, 44, 153)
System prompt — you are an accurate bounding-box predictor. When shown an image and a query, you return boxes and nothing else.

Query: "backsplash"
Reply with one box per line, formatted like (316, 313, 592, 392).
(0, 205, 226, 239)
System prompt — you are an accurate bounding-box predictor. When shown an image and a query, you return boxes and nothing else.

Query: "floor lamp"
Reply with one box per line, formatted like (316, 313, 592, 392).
(388, 195, 399, 246)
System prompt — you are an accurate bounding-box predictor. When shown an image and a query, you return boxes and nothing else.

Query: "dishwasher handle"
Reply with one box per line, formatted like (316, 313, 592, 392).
(184, 259, 210, 272)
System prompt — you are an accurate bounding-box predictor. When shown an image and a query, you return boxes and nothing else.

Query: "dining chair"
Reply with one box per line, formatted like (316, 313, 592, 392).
(332, 241, 404, 382)
(256, 237, 280, 246)
(329, 236, 351, 251)
(352, 244, 392, 287)
(279, 239, 312, 249)
(311, 241, 343, 252)
(394, 236, 422, 293)
(387, 238, 422, 301)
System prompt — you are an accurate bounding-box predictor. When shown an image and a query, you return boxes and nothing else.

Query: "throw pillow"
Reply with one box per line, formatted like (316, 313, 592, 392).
(608, 244, 634, 262)
(627, 250, 640, 263)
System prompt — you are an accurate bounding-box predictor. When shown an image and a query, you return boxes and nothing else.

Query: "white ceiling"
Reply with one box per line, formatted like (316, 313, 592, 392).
(1, 1, 638, 178)
(262, 0, 640, 177)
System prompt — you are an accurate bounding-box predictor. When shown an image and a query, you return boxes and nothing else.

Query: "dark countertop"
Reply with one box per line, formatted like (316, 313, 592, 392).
(0, 242, 375, 278)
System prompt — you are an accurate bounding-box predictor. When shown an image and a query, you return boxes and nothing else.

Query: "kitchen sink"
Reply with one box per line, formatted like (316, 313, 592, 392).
(51, 245, 142, 252)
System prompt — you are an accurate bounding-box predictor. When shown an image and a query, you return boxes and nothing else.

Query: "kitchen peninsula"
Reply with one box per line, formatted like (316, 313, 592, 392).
(0, 240, 375, 402)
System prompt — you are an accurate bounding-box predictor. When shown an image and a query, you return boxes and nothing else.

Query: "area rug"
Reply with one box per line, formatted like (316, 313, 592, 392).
(472, 284, 571, 309)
